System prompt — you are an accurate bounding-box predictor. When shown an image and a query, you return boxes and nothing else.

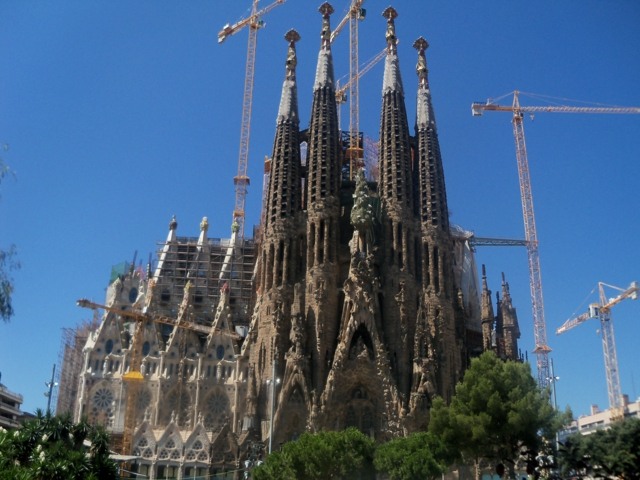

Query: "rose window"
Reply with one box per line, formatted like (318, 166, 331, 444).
(93, 388, 114, 410)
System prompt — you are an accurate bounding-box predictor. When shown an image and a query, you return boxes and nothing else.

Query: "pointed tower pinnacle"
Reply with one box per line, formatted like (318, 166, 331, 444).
(382, 7, 402, 94)
(414, 36, 449, 231)
(383, 6, 398, 54)
(277, 29, 300, 124)
(480, 264, 495, 352)
(197, 217, 208, 245)
(379, 6, 412, 212)
(153, 215, 178, 279)
(264, 29, 302, 232)
(304, 2, 343, 396)
(499, 272, 521, 360)
(314, 3, 336, 91)
(307, 2, 341, 204)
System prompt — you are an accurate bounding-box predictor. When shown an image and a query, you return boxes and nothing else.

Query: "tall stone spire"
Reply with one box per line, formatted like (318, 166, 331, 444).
(263, 29, 303, 233)
(246, 31, 306, 438)
(378, 6, 418, 402)
(304, 2, 343, 395)
(480, 264, 495, 352)
(306, 2, 341, 205)
(413, 37, 462, 402)
(499, 273, 521, 361)
(414, 37, 449, 231)
(379, 7, 413, 214)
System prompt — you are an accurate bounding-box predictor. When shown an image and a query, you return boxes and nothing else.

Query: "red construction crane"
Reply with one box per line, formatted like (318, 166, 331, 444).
(218, 0, 286, 239)
(557, 281, 638, 420)
(472, 91, 640, 387)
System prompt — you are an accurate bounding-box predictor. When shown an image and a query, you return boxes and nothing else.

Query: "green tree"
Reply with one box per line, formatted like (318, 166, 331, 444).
(559, 418, 640, 480)
(251, 428, 376, 480)
(429, 351, 556, 479)
(0, 410, 118, 480)
(0, 158, 19, 322)
(374, 431, 454, 480)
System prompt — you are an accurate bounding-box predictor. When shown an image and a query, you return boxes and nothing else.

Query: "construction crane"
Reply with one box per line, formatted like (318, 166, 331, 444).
(218, 0, 286, 240)
(557, 281, 639, 420)
(77, 293, 240, 455)
(329, 0, 366, 179)
(450, 226, 528, 249)
(336, 45, 386, 108)
(472, 90, 640, 387)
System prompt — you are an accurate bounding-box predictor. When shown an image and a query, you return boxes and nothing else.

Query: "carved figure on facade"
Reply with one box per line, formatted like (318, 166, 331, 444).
(350, 169, 376, 257)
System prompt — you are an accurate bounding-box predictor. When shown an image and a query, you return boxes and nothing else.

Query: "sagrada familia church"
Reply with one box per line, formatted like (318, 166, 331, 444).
(58, 4, 522, 478)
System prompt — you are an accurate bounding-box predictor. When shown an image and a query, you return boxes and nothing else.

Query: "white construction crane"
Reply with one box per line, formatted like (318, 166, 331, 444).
(472, 91, 640, 387)
(556, 281, 639, 420)
(335, 46, 386, 109)
(218, 0, 286, 240)
(330, 0, 366, 179)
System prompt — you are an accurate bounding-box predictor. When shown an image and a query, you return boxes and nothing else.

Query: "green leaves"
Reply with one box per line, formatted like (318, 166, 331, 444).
(374, 432, 449, 480)
(429, 351, 556, 472)
(0, 159, 19, 323)
(0, 412, 118, 480)
(252, 428, 375, 480)
(559, 418, 640, 479)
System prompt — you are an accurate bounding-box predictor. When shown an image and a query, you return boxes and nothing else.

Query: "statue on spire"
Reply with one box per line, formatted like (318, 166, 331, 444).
(284, 29, 300, 78)
(414, 37, 429, 87)
(319, 2, 334, 49)
(382, 7, 398, 54)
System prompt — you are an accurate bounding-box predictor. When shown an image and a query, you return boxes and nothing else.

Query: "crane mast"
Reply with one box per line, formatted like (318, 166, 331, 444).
(219, 0, 286, 239)
(557, 281, 638, 420)
(474, 92, 551, 386)
(330, 0, 365, 179)
(472, 91, 640, 387)
(348, 0, 364, 179)
(512, 93, 552, 388)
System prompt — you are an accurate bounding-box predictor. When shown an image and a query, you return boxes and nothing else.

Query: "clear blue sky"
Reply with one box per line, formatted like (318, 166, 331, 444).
(1, 1, 639, 419)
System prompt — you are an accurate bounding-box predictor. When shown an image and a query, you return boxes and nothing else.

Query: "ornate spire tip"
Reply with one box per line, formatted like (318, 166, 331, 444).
(285, 29, 300, 44)
(319, 2, 334, 17)
(413, 36, 429, 52)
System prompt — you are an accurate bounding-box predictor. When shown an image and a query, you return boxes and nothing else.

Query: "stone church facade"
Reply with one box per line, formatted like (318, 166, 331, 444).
(67, 4, 521, 478)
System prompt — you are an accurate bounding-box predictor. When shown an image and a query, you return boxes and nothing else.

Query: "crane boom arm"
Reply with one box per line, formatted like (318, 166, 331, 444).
(600, 281, 639, 313)
(556, 311, 591, 335)
(218, 0, 285, 43)
(472, 102, 640, 116)
(76, 298, 239, 338)
(336, 46, 385, 104)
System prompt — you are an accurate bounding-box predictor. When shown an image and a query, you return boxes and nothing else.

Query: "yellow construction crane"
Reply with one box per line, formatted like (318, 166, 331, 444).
(556, 281, 639, 420)
(77, 292, 240, 455)
(472, 91, 640, 387)
(218, 0, 286, 239)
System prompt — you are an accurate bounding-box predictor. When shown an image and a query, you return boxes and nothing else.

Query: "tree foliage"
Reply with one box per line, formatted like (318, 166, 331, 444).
(0, 244, 19, 322)
(251, 428, 375, 480)
(374, 431, 454, 480)
(429, 351, 556, 476)
(0, 158, 19, 322)
(0, 410, 118, 480)
(558, 418, 640, 479)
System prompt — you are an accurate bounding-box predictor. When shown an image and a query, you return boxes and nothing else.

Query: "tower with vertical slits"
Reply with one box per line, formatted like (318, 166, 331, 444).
(241, 3, 496, 444)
